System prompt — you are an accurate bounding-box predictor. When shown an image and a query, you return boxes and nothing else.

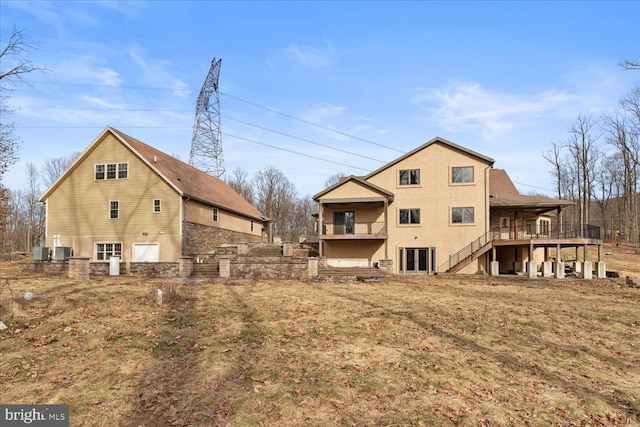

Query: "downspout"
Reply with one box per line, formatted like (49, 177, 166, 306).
(318, 201, 323, 257)
(384, 198, 388, 259)
(182, 195, 190, 256)
(485, 165, 493, 272)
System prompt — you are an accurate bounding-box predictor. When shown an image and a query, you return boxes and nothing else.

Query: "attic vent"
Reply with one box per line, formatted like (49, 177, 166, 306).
(154, 156, 157, 163)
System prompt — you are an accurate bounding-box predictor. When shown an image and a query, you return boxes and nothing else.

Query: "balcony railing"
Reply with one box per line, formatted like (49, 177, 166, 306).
(493, 223, 601, 241)
(321, 221, 387, 237)
(439, 224, 601, 273)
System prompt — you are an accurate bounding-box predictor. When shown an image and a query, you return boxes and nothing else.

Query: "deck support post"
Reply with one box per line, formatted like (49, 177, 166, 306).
(555, 261, 565, 279)
(490, 261, 499, 276)
(527, 261, 537, 278)
(582, 261, 593, 279)
(596, 261, 606, 278)
(542, 261, 553, 278)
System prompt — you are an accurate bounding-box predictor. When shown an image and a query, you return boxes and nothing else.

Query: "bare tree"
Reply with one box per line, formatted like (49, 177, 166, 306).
(0, 27, 47, 183)
(23, 162, 44, 252)
(253, 166, 298, 240)
(42, 151, 81, 188)
(565, 113, 602, 230)
(619, 55, 640, 70)
(289, 195, 317, 241)
(0, 27, 46, 255)
(226, 167, 254, 205)
(324, 172, 347, 188)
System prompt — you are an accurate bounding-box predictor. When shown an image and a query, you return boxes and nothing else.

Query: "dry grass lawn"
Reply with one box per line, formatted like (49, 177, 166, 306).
(1, 243, 639, 426)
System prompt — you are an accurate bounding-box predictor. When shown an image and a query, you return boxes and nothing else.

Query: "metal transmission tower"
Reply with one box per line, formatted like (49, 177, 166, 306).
(190, 58, 225, 179)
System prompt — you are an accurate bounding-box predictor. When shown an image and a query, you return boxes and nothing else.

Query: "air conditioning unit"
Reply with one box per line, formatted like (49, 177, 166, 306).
(33, 246, 49, 262)
(54, 247, 72, 261)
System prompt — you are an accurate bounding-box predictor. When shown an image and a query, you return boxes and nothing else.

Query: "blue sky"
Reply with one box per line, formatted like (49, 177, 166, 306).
(2, 0, 639, 198)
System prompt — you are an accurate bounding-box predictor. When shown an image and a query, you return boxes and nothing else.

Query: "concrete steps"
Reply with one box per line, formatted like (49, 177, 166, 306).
(318, 266, 385, 278)
(192, 262, 219, 277)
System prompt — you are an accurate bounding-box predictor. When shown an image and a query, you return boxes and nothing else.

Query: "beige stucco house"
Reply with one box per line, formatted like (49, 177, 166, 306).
(313, 137, 602, 275)
(39, 127, 268, 263)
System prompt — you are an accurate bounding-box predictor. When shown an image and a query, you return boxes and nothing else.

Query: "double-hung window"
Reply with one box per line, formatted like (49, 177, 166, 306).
(153, 199, 161, 213)
(212, 208, 219, 222)
(399, 208, 420, 224)
(452, 207, 474, 224)
(109, 201, 119, 219)
(399, 169, 420, 186)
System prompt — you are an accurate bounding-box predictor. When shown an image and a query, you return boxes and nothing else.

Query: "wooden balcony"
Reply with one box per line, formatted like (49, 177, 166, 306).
(319, 221, 388, 240)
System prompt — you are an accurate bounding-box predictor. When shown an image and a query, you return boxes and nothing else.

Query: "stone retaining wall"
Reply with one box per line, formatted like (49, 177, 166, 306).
(18, 262, 68, 275)
(184, 222, 263, 255)
(227, 256, 309, 280)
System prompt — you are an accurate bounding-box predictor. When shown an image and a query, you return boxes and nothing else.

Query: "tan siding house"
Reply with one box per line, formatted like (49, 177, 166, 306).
(314, 137, 494, 274)
(39, 127, 268, 263)
(314, 137, 602, 275)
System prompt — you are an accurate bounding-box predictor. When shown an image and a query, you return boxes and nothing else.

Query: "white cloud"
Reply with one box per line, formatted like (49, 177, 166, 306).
(280, 42, 335, 67)
(129, 49, 191, 97)
(50, 57, 123, 86)
(412, 80, 579, 141)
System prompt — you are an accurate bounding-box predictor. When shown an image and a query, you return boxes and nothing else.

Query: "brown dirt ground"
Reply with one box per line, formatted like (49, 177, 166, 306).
(0, 242, 639, 426)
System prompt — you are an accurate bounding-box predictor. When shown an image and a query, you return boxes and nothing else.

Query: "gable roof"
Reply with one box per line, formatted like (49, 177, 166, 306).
(489, 168, 572, 214)
(365, 136, 495, 180)
(40, 127, 268, 222)
(312, 175, 394, 201)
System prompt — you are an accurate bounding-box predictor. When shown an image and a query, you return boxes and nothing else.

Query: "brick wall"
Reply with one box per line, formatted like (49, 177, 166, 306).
(184, 222, 263, 255)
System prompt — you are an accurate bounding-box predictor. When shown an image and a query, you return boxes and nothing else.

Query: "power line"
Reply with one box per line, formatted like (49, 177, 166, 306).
(19, 108, 389, 164)
(222, 132, 371, 172)
(221, 92, 404, 154)
(513, 181, 554, 193)
(31, 81, 398, 153)
(223, 116, 386, 164)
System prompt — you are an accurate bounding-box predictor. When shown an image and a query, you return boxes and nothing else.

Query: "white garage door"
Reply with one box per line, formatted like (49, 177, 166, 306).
(133, 244, 159, 262)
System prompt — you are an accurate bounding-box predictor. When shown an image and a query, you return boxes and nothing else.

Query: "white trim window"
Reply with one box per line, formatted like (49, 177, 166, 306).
(96, 242, 122, 261)
(95, 163, 128, 180)
(452, 207, 474, 224)
(109, 200, 119, 219)
(153, 199, 161, 213)
(451, 166, 474, 184)
(212, 208, 219, 222)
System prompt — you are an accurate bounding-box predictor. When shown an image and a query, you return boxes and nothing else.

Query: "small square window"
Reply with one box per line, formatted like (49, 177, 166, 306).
(153, 199, 161, 213)
(452, 207, 474, 224)
(399, 208, 420, 224)
(399, 169, 420, 185)
(452, 166, 474, 183)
